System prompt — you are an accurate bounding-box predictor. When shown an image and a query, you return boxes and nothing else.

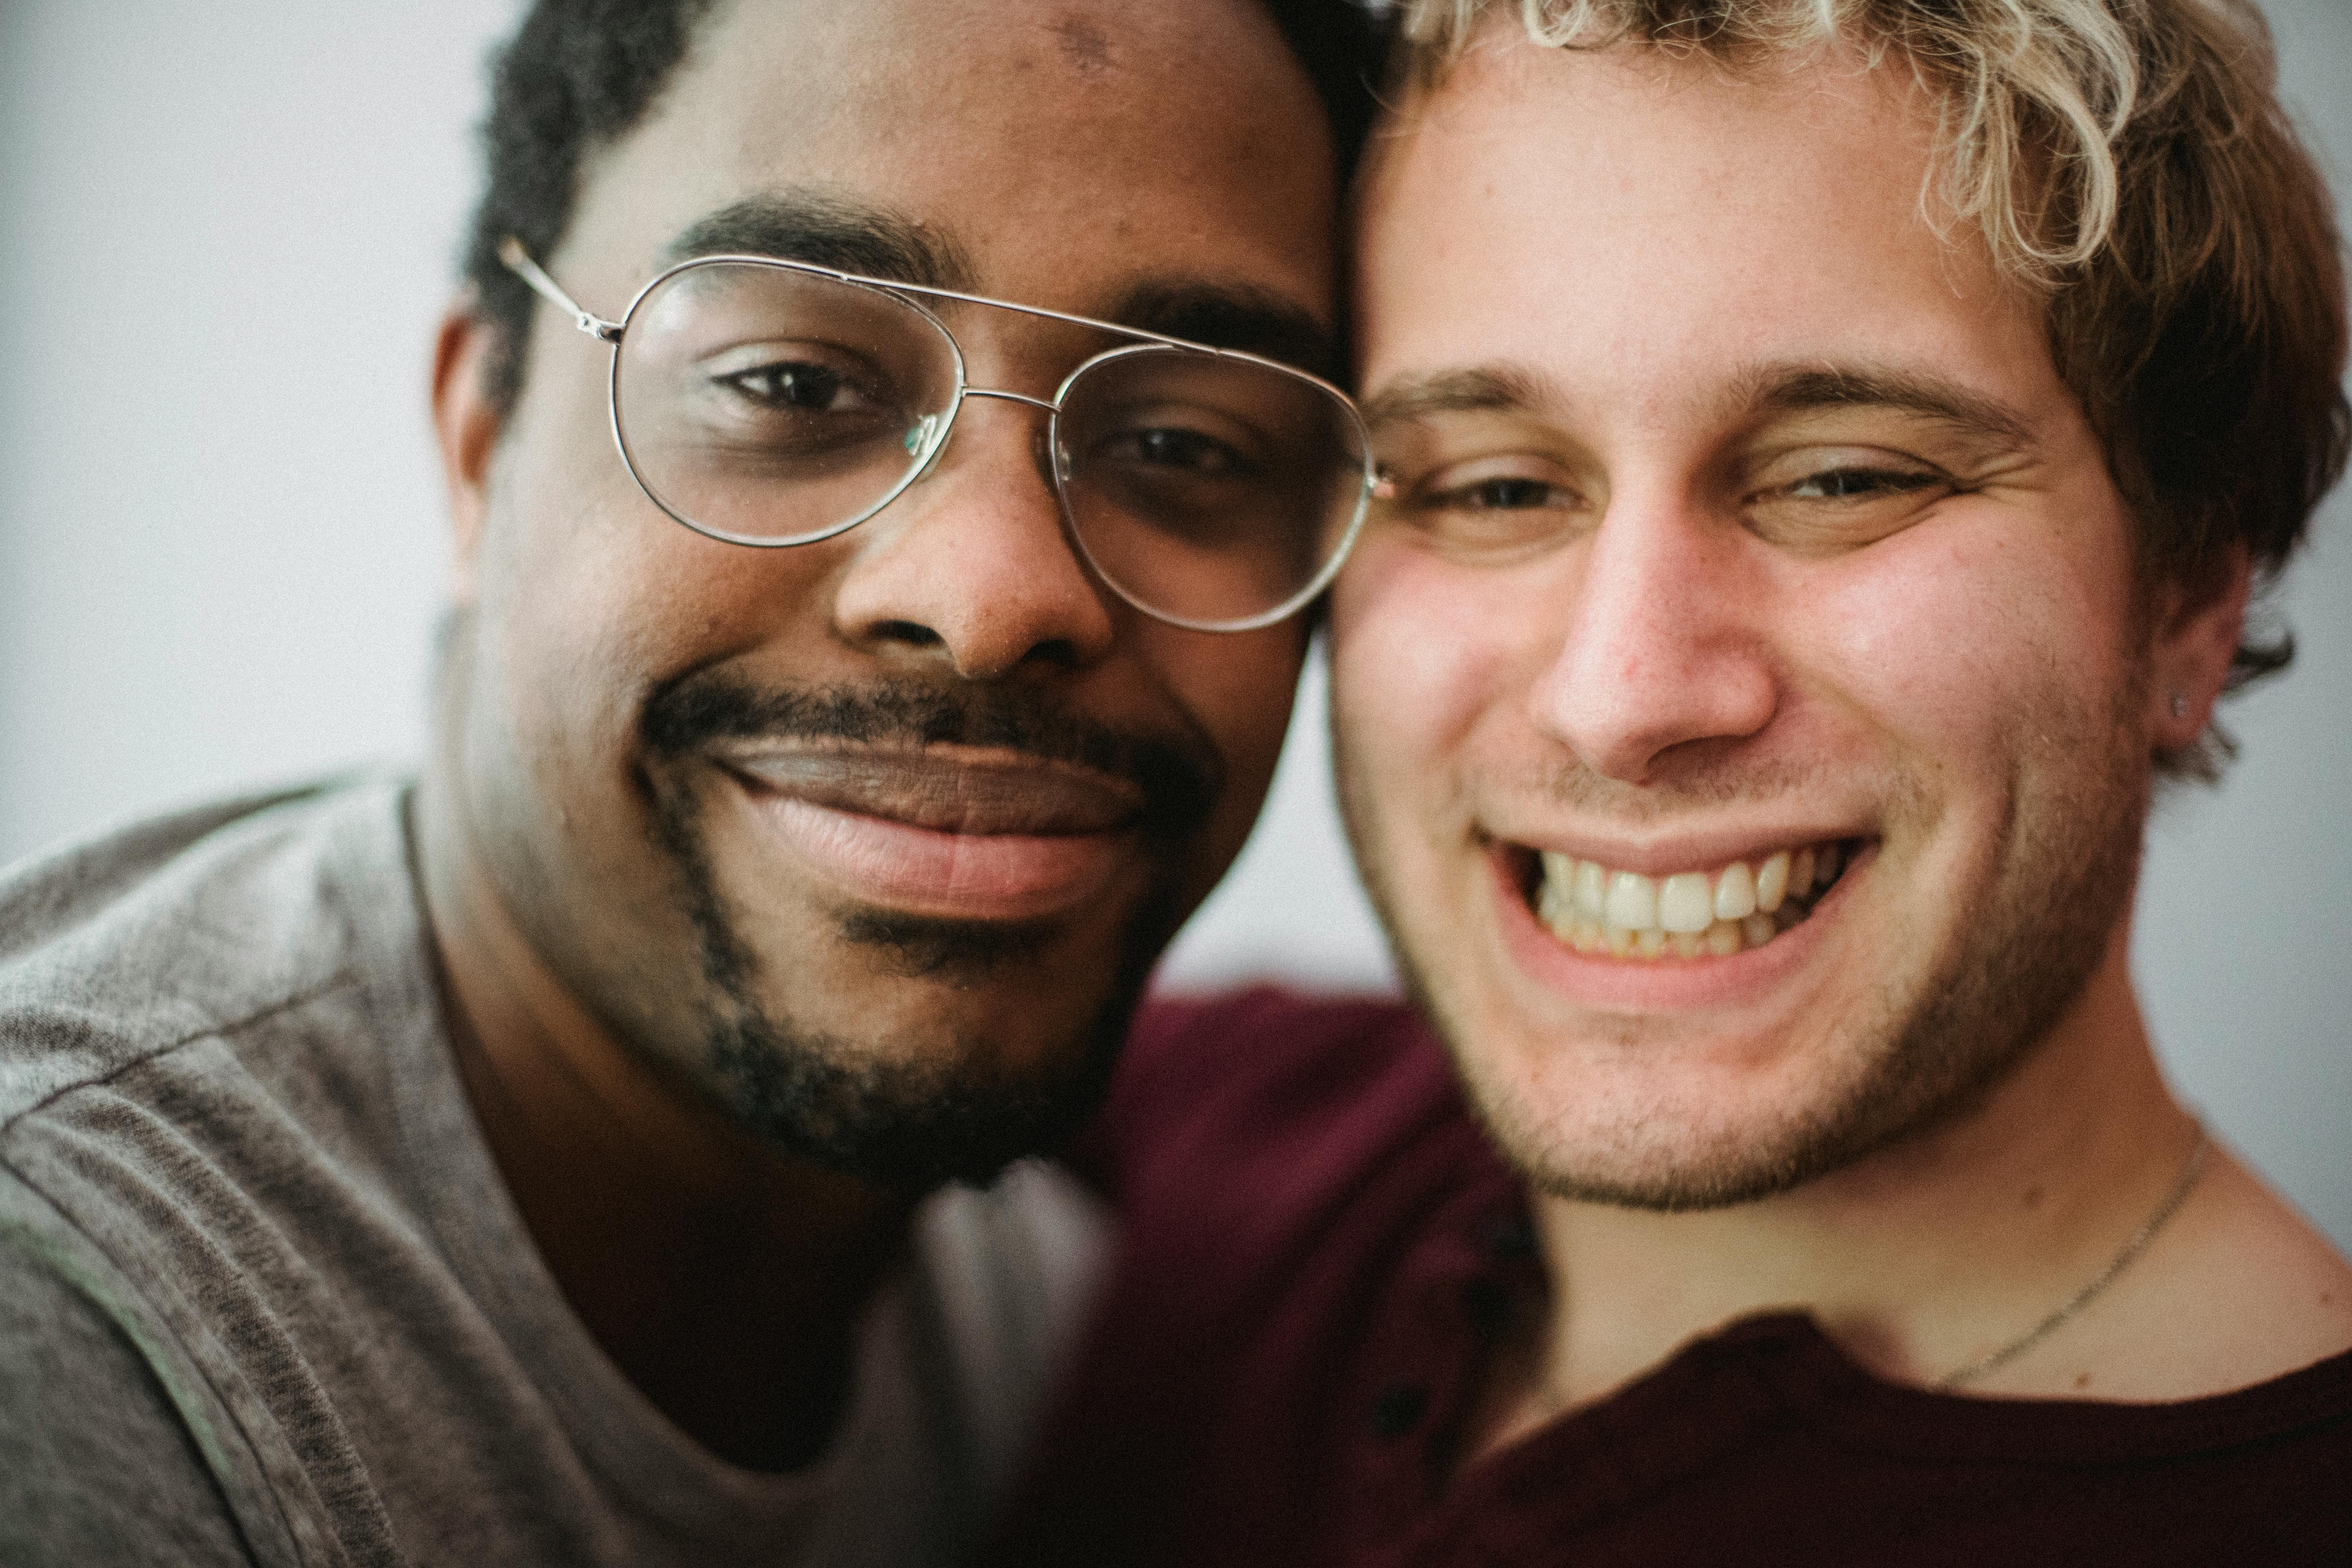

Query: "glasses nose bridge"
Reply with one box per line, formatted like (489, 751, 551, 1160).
(920, 284, 1118, 409)
(959, 385, 1060, 415)
(914, 386, 1071, 510)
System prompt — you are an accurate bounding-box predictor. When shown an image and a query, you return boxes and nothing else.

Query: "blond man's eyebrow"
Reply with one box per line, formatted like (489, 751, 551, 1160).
(1740, 364, 2039, 450)
(1359, 363, 1552, 428)
(1360, 360, 2038, 456)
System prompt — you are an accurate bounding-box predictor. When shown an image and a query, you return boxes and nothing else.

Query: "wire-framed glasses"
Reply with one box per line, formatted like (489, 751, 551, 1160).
(500, 238, 1383, 632)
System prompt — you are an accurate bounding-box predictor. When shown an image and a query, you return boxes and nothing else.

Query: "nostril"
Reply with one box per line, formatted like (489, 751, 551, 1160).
(1027, 638, 1084, 670)
(871, 619, 944, 650)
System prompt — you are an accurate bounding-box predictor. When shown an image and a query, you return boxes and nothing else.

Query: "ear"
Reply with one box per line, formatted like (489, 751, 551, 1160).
(431, 301, 506, 607)
(2146, 548, 2251, 751)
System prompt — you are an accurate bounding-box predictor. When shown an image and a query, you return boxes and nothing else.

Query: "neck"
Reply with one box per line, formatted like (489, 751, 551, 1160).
(412, 770, 913, 1472)
(1499, 922, 2200, 1441)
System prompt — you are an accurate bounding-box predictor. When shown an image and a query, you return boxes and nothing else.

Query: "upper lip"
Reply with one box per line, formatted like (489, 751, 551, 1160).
(721, 745, 1147, 836)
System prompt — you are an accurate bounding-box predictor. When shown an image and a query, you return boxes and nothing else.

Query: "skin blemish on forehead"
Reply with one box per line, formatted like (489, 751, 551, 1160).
(1050, 15, 1114, 77)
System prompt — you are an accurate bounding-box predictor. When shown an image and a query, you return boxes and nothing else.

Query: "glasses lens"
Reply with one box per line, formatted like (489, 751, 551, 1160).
(613, 261, 959, 545)
(1054, 348, 1369, 629)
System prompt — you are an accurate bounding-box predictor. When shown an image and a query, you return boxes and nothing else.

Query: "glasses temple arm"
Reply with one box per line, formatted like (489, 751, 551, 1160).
(497, 236, 622, 343)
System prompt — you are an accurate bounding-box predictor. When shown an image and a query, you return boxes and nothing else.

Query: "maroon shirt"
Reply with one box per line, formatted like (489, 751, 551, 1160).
(993, 988, 2352, 1566)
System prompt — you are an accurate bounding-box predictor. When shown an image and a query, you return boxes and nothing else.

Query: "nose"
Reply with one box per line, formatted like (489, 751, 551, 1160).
(1529, 480, 1778, 782)
(830, 396, 1116, 680)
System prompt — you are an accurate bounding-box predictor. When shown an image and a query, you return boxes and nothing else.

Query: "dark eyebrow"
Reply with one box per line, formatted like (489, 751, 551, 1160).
(667, 191, 977, 291)
(1359, 364, 1552, 429)
(1742, 365, 2037, 450)
(670, 198, 1334, 378)
(1111, 281, 1339, 380)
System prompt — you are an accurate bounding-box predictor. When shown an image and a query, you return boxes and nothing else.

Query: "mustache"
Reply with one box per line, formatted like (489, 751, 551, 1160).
(1508, 751, 1840, 817)
(1481, 748, 1930, 842)
(641, 670, 1224, 840)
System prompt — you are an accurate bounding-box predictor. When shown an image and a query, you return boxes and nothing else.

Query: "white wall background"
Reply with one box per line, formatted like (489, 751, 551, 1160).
(2, 2, 2344, 1250)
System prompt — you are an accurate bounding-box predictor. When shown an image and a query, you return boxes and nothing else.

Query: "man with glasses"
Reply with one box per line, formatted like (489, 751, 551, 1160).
(0, 0, 1377, 1563)
(997, 0, 2352, 1561)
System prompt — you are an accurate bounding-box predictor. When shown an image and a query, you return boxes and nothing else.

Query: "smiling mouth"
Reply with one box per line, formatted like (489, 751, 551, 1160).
(1512, 838, 1867, 961)
(722, 746, 1147, 837)
(712, 744, 1151, 924)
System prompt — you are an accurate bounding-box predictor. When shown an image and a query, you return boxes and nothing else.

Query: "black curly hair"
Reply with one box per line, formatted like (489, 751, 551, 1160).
(459, 0, 1386, 414)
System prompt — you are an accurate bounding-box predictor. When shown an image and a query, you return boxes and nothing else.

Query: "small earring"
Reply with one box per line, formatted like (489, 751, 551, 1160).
(2169, 691, 2189, 719)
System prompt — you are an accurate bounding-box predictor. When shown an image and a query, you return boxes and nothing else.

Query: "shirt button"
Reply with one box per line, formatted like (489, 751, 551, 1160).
(1370, 1380, 1430, 1439)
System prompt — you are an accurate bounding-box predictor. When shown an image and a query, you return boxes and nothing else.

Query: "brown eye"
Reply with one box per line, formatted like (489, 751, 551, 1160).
(1786, 467, 1940, 501)
(1379, 463, 1585, 562)
(1744, 455, 1954, 554)
(1094, 423, 1257, 480)
(716, 358, 884, 414)
(724, 361, 841, 408)
(1457, 476, 1561, 509)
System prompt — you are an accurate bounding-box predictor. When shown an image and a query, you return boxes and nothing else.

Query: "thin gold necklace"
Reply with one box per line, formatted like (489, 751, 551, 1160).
(1936, 1126, 2210, 1390)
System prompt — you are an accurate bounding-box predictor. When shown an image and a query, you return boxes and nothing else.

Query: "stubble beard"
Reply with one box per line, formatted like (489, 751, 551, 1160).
(1342, 678, 2154, 1215)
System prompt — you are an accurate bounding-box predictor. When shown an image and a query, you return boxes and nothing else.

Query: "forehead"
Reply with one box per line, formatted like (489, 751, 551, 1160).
(1357, 33, 2055, 419)
(559, 0, 1335, 319)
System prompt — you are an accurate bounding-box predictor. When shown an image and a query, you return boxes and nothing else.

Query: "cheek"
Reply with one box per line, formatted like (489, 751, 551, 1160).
(1330, 540, 1534, 831)
(1805, 511, 2137, 784)
(482, 514, 662, 764)
(472, 436, 817, 802)
(1154, 622, 1308, 843)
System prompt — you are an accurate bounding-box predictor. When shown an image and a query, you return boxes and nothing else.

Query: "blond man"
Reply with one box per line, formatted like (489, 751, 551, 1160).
(998, 2, 2352, 1561)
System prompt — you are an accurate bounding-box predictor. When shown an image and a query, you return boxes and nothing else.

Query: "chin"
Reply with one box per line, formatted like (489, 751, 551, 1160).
(687, 880, 1187, 1191)
(700, 993, 1134, 1191)
(1444, 1024, 1884, 1211)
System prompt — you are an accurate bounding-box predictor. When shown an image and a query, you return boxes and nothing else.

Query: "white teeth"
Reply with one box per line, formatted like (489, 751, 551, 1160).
(1539, 852, 1573, 927)
(1573, 859, 1608, 920)
(1605, 872, 1659, 931)
(1658, 872, 1715, 933)
(1534, 841, 1851, 963)
(1713, 861, 1757, 921)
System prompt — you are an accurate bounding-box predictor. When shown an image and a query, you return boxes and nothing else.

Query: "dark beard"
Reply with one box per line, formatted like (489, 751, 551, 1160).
(641, 671, 1209, 1192)
(696, 943, 1158, 1195)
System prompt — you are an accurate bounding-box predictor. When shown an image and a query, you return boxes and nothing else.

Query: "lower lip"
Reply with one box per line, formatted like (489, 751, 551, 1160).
(1490, 847, 1860, 1012)
(744, 792, 1130, 922)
